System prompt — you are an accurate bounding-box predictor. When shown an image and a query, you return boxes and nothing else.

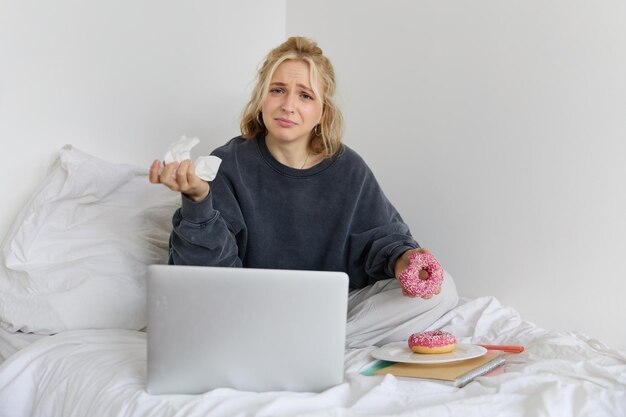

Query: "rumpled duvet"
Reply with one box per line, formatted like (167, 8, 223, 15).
(0, 296, 624, 417)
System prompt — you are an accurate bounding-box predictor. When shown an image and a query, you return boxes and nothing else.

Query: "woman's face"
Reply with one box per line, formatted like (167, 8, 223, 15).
(261, 60, 323, 148)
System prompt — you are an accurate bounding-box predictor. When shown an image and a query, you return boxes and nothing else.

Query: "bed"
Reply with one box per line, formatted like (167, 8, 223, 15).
(1, 146, 625, 417)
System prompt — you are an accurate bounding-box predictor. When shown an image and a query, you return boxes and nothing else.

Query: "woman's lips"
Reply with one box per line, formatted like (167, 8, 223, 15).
(275, 118, 297, 128)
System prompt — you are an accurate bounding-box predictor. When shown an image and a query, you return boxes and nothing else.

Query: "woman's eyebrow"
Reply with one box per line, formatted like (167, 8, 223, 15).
(270, 81, 314, 93)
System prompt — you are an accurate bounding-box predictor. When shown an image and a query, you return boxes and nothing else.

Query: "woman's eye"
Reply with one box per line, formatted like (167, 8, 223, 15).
(270, 88, 284, 94)
(301, 93, 313, 100)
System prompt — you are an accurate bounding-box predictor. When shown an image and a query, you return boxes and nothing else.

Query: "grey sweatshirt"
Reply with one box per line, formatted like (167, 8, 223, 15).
(169, 135, 419, 290)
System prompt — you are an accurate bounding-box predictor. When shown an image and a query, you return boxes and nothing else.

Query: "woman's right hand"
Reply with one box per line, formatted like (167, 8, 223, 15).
(149, 159, 210, 202)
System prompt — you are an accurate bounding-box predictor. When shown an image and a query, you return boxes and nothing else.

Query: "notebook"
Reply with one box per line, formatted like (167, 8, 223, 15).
(366, 352, 506, 387)
(146, 264, 349, 394)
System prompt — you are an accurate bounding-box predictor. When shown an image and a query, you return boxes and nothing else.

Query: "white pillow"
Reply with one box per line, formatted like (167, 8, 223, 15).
(0, 145, 180, 334)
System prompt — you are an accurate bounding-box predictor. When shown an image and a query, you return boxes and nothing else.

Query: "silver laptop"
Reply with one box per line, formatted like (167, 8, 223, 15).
(146, 264, 349, 394)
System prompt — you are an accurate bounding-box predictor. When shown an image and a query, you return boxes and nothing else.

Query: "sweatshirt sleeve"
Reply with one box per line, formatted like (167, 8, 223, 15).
(347, 160, 419, 285)
(168, 187, 245, 268)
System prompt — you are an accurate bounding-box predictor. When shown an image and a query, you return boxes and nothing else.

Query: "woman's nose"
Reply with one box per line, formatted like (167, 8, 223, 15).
(281, 92, 296, 113)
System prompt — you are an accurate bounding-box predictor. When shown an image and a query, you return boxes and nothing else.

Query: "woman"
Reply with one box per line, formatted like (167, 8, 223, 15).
(149, 36, 458, 348)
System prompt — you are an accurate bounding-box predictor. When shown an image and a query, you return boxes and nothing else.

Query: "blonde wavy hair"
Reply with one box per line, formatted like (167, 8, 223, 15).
(240, 36, 344, 158)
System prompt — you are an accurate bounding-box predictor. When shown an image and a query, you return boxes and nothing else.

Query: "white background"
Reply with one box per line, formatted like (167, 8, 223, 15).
(0, 0, 285, 230)
(2, 1, 625, 348)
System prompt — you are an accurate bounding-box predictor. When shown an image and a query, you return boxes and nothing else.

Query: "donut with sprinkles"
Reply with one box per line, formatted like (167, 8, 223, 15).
(409, 330, 457, 354)
(398, 251, 444, 298)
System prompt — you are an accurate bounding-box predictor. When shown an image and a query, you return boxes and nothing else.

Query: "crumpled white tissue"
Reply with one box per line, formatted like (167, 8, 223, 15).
(163, 136, 222, 181)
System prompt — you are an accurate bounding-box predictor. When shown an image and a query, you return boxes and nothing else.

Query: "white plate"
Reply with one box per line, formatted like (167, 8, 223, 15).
(370, 342, 487, 364)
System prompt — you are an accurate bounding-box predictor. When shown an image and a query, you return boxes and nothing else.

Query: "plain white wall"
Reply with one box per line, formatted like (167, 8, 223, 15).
(288, 0, 626, 348)
(0, 0, 285, 238)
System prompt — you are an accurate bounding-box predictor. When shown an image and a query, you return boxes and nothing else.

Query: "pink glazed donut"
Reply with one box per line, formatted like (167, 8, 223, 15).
(408, 330, 457, 354)
(398, 252, 444, 298)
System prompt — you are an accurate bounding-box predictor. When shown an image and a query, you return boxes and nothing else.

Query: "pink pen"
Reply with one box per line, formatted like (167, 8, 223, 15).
(479, 344, 525, 353)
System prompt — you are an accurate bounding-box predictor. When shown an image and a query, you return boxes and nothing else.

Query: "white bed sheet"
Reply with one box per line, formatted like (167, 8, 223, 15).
(0, 328, 45, 364)
(0, 296, 624, 417)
